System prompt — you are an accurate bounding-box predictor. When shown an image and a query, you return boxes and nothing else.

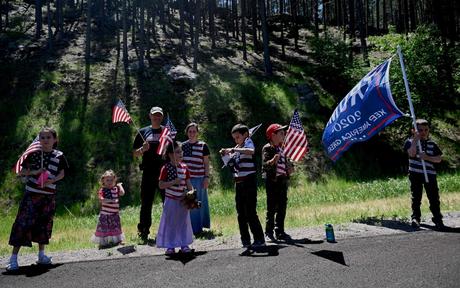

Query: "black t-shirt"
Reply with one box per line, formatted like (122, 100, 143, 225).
(133, 125, 165, 170)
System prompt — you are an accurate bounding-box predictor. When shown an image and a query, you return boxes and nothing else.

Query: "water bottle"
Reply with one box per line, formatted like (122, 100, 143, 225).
(325, 224, 336, 243)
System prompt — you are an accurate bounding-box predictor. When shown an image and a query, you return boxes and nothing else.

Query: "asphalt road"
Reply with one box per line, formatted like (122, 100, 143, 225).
(1, 230, 459, 288)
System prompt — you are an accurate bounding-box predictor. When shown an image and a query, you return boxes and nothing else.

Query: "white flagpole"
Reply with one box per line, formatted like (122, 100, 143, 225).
(397, 46, 429, 183)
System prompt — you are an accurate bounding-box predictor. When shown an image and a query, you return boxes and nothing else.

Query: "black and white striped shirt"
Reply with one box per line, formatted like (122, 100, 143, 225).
(232, 138, 256, 181)
(404, 139, 442, 175)
(23, 150, 67, 194)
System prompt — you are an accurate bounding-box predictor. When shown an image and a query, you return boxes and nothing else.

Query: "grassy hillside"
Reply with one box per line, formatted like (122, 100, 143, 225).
(0, 4, 459, 216)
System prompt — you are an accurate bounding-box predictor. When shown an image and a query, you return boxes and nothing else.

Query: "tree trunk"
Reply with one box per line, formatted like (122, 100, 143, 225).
(280, 0, 285, 58)
(122, 0, 129, 92)
(242, 0, 247, 60)
(323, 0, 327, 37)
(349, 0, 355, 39)
(209, 0, 216, 49)
(35, 0, 43, 38)
(225, 0, 230, 44)
(139, 0, 145, 71)
(383, 0, 387, 30)
(0, 0, 2, 32)
(189, 0, 195, 47)
(408, 0, 416, 31)
(179, 0, 186, 56)
(159, 0, 166, 31)
(259, 0, 272, 75)
(232, 0, 237, 39)
(85, 0, 92, 94)
(193, 0, 201, 72)
(314, 0, 319, 37)
(57, 0, 64, 40)
(356, 0, 369, 65)
(251, 0, 258, 51)
(292, 0, 299, 50)
(376, 0, 380, 32)
(47, 0, 53, 52)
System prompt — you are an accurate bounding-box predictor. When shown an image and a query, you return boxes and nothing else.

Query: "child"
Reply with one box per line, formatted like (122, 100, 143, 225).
(92, 170, 126, 247)
(262, 124, 295, 242)
(404, 119, 445, 230)
(7, 127, 68, 271)
(220, 124, 265, 248)
(156, 141, 194, 255)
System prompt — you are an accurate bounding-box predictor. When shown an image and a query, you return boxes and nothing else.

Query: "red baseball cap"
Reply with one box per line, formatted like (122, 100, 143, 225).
(266, 124, 288, 140)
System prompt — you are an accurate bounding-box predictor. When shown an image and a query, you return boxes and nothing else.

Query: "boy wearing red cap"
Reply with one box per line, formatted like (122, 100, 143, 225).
(262, 124, 294, 242)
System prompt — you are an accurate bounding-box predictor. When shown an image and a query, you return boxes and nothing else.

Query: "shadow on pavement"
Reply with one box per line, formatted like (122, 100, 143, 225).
(2, 263, 63, 277)
(420, 224, 460, 233)
(239, 244, 286, 257)
(117, 245, 137, 255)
(274, 238, 324, 248)
(353, 217, 416, 232)
(311, 250, 348, 266)
(166, 250, 208, 265)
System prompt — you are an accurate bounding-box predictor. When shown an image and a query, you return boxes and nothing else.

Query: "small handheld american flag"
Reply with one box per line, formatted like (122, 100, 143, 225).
(157, 117, 177, 155)
(284, 110, 309, 162)
(112, 99, 132, 124)
(13, 135, 41, 174)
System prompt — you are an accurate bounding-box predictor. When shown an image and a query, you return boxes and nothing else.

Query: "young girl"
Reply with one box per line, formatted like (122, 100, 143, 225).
(92, 170, 125, 248)
(156, 141, 194, 255)
(7, 127, 68, 271)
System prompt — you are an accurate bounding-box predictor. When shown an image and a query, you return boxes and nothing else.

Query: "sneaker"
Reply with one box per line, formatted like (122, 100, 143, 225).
(165, 248, 175, 255)
(138, 233, 148, 243)
(411, 219, 420, 229)
(265, 232, 276, 242)
(242, 240, 251, 248)
(180, 246, 192, 253)
(37, 255, 52, 265)
(434, 220, 446, 231)
(276, 232, 292, 241)
(6, 258, 19, 271)
(251, 240, 266, 248)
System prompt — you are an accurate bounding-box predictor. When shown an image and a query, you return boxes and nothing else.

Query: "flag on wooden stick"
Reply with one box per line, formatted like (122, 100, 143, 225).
(284, 110, 309, 162)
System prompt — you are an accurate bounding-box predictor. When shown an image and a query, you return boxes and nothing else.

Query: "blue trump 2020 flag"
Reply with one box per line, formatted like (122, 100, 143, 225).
(322, 58, 404, 161)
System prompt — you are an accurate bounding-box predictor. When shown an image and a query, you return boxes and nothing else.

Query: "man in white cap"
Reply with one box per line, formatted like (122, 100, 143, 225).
(133, 106, 166, 242)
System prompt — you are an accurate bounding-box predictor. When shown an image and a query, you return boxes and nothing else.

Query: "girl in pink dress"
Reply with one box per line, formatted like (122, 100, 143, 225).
(156, 141, 194, 255)
(92, 170, 125, 248)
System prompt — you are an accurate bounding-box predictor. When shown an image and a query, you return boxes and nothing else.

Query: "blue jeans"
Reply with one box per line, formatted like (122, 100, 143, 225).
(189, 177, 211, 234)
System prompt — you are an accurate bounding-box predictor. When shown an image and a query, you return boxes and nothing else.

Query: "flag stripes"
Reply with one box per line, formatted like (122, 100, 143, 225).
(157, 117, 177, 155)
(14, 135, 41, 174)
(112, 99, 132, 124)
(284, 110, 309, 162)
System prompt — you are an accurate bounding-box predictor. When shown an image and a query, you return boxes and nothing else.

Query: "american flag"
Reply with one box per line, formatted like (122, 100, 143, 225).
(165, 162, 178, 181)
(112, 99, 132, 124)
(156, 117, 177, 155)
(13, 135, 41, 174)
(284, 110, 309, 162)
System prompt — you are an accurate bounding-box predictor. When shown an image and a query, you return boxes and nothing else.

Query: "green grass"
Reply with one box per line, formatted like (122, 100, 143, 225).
(1, 172, 459, 256)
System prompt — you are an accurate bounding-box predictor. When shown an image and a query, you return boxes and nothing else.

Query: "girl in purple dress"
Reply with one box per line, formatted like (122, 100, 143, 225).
(156, 141, 194, 255)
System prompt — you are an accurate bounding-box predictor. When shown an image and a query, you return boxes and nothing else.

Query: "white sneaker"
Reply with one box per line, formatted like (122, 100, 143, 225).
(37, 254, 52, 265)
(6, 258, 19, 271)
